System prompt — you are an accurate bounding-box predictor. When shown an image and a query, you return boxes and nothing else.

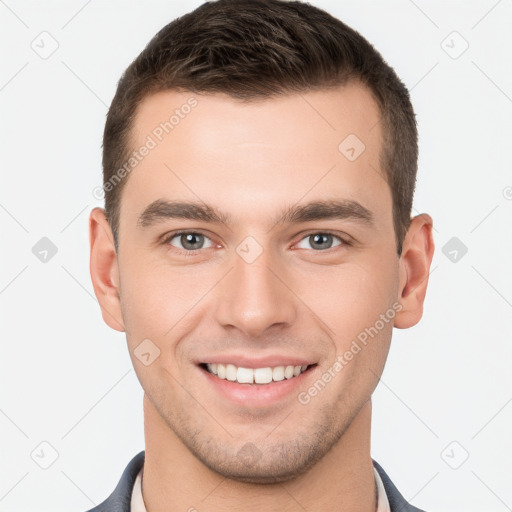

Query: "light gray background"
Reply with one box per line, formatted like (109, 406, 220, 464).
(1, 1, 511, 511)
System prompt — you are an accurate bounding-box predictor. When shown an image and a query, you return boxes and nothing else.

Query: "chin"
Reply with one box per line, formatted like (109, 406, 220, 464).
(191, 439, 328, 485)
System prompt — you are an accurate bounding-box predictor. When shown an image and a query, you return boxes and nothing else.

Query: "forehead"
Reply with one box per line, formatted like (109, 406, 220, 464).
(121, 83, 390, 231)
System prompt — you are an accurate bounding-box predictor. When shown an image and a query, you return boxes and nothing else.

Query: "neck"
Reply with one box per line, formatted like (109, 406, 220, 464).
(141, 395, 376, 512)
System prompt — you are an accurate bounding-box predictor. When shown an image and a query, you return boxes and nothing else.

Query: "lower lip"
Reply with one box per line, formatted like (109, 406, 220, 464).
(199, 365, 317, 408)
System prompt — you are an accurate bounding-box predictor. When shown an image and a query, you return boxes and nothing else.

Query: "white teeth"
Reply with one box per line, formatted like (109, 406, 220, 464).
(225, 364, 237, 381)
(254, 367, 273, 384)
(207, 363, 218, 375)
(237, 366, 254, 384)
(272, 366, 285, 381)
(206, 363, 310, 384)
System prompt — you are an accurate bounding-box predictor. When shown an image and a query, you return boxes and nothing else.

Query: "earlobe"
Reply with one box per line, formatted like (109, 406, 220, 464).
(394, 213, 435, 329)
(89, 207, 125, 332)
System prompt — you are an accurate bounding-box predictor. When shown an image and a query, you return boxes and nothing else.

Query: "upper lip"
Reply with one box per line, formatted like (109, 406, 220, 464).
(197, 354, 316, 369)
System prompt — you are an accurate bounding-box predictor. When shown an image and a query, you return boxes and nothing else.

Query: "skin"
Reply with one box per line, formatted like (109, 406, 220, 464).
(89, 82, 434, 512)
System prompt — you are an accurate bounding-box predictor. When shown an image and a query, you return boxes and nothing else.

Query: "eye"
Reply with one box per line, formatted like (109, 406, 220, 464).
(295, 232, 347, 251)
(163, 231, 215, 252)
(161, 230, 350, 254)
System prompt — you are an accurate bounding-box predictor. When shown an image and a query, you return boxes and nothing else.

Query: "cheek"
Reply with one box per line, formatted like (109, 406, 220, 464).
(119, 256, 218, 347)
(118, 263, 195, 388)
(296, 258, 397, 365)
(310, 266, 395, 404)
(305, 259, 396, 321)
(118, 259, 175, 341)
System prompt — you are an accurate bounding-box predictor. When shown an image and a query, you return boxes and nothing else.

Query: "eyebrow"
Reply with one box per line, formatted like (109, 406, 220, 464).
(137, 198, 374, 229)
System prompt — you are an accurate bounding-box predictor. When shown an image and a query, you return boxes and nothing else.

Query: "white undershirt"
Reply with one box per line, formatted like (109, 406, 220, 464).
(130, 465, 391, 511)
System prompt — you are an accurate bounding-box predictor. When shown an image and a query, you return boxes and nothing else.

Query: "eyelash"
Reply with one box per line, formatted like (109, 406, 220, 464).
(160, 230, 352, 255)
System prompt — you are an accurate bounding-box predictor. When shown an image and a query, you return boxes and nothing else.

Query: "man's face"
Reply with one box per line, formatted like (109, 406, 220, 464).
(113, 83, 402, 482)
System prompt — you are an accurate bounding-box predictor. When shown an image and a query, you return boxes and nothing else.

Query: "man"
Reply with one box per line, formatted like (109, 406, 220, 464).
(88, 0, 435, 510)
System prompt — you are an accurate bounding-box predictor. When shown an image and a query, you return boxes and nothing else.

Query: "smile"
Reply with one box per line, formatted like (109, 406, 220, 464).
(203, 363, 312, 384)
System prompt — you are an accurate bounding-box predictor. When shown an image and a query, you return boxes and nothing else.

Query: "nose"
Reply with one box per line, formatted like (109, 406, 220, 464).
(214, 244, 297, 339)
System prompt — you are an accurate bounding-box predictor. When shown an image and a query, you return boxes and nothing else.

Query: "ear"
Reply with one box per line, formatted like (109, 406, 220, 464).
(89, 207, 125, 332)
(394, 213, 435, 329)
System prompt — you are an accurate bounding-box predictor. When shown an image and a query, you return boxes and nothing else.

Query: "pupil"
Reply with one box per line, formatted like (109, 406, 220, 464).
(183, 233, 202, 250)
(312, 233, 331, 249)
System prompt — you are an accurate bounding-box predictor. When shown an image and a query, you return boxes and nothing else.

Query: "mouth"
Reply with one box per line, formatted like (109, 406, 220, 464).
(199, 362, 317, 385)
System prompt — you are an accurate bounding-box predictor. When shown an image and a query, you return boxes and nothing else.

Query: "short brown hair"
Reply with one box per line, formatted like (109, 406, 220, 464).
(102, 0, 417, 255)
